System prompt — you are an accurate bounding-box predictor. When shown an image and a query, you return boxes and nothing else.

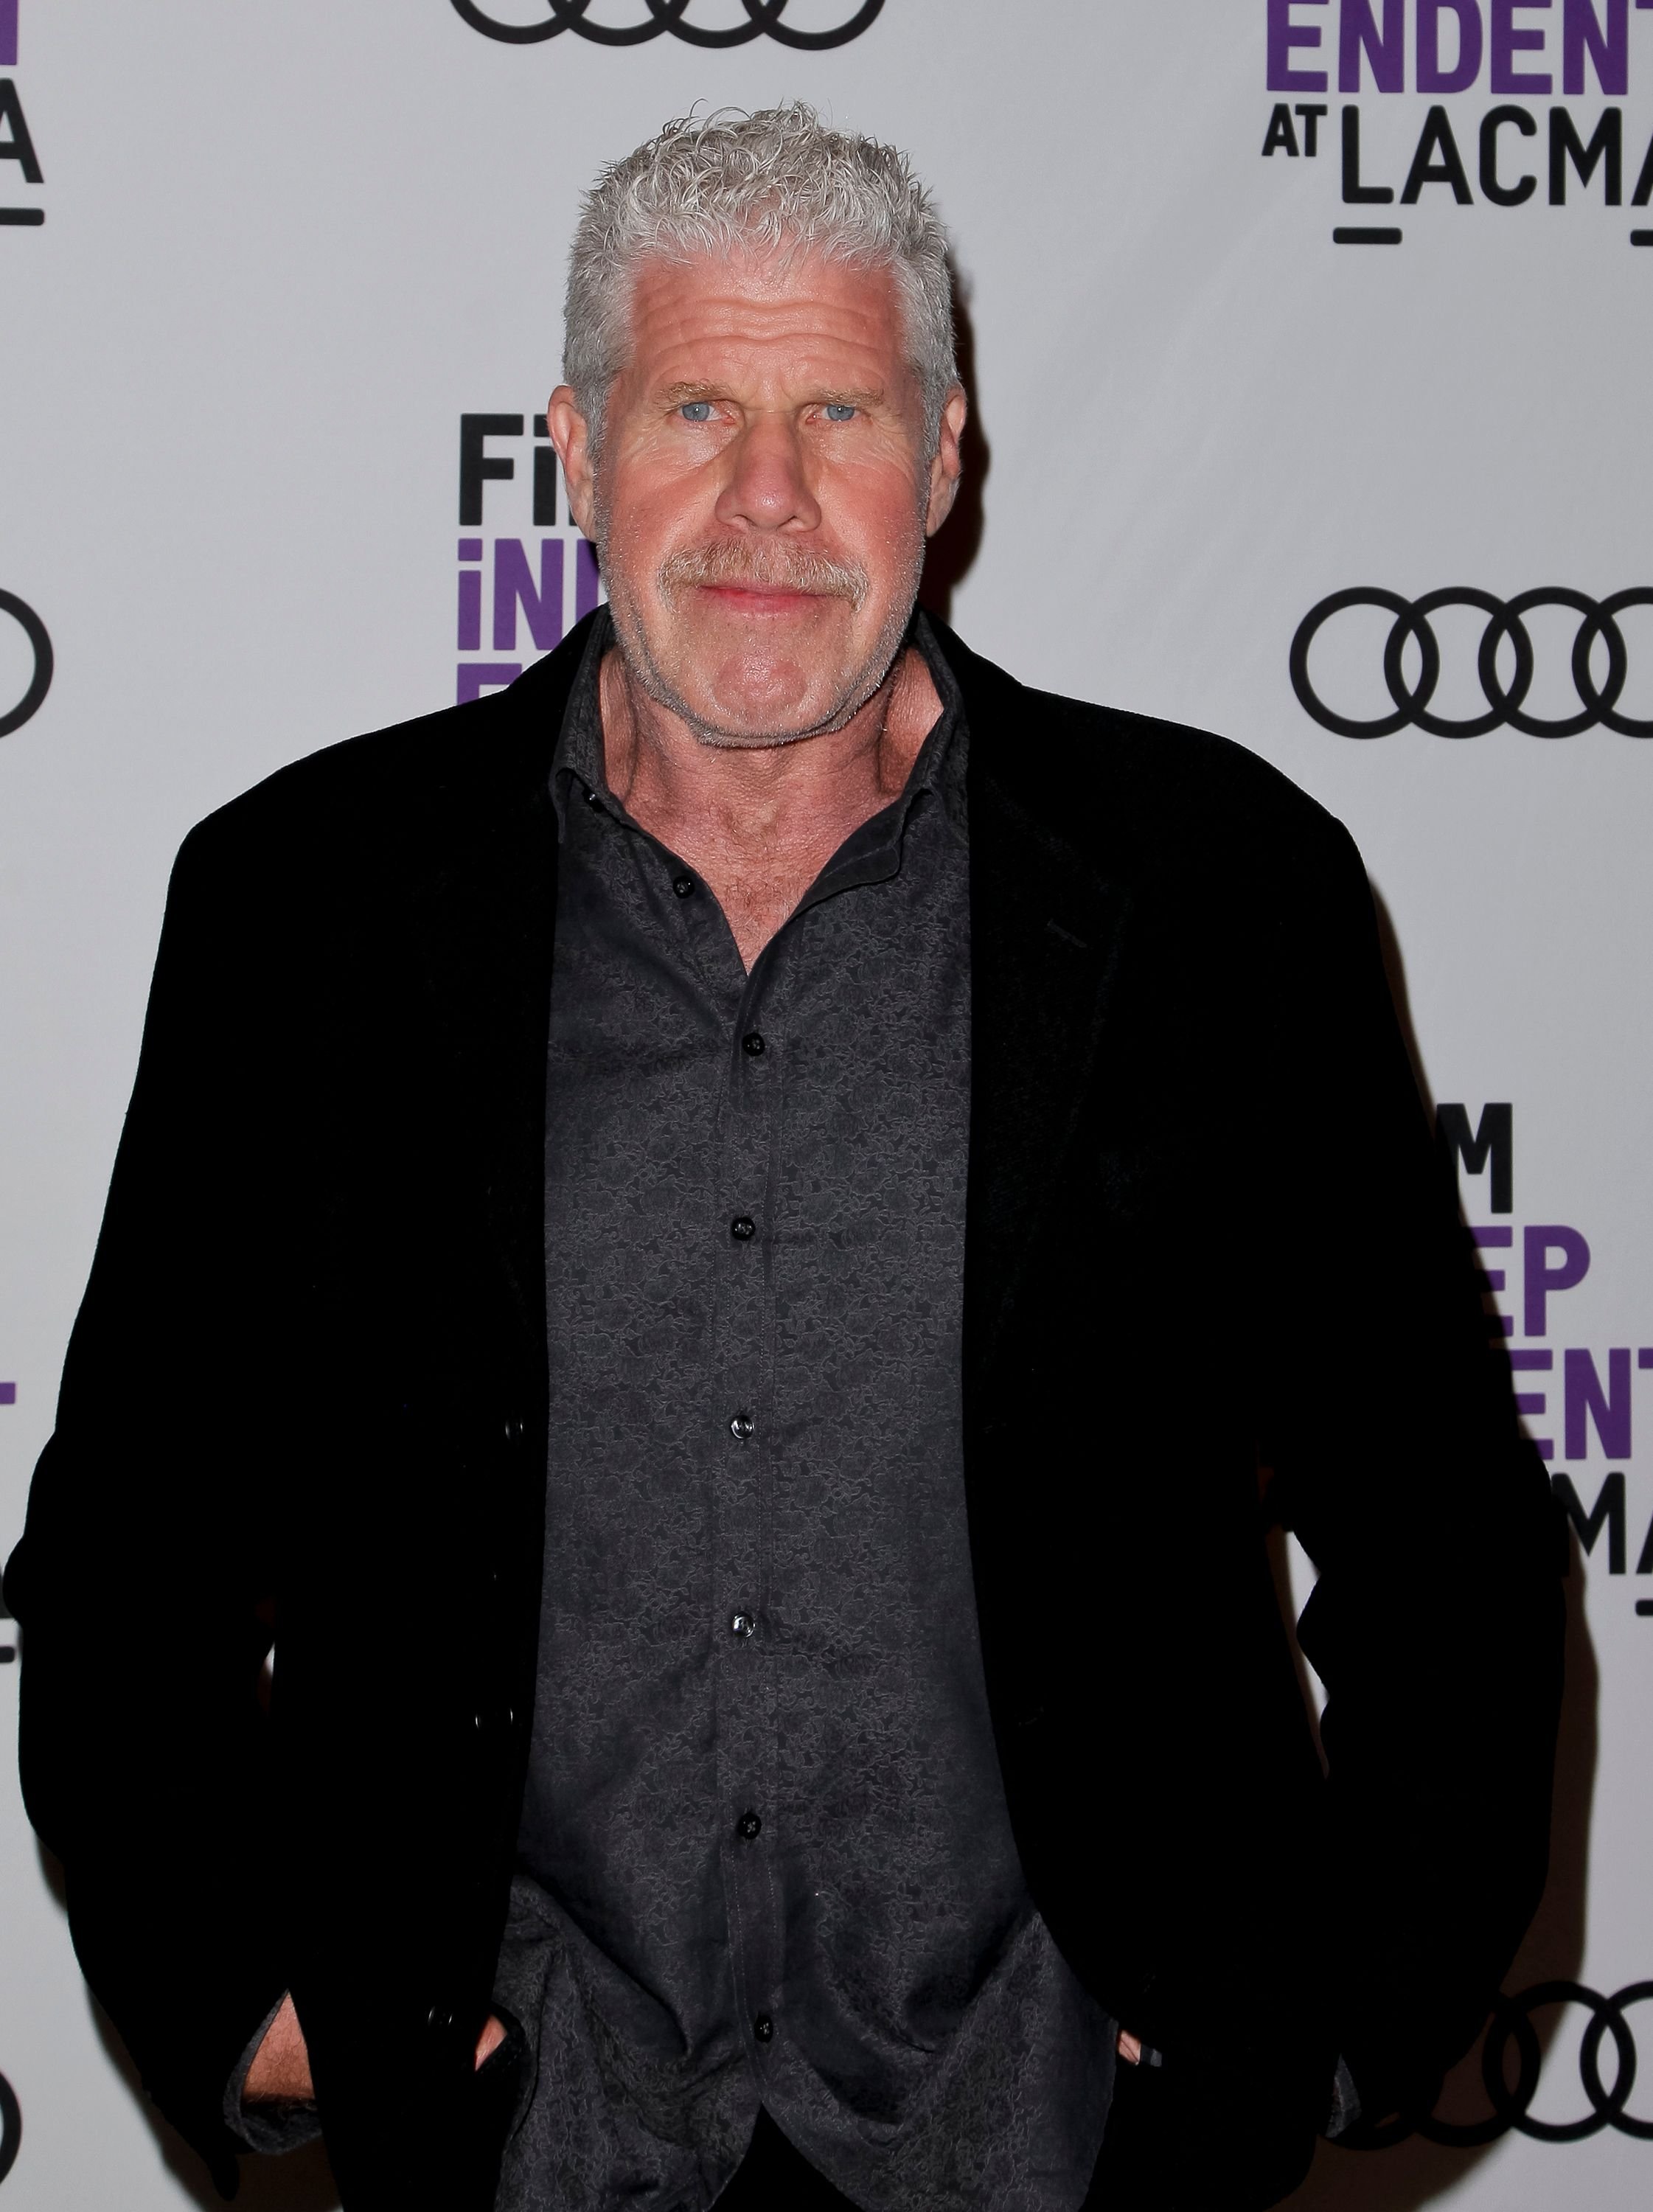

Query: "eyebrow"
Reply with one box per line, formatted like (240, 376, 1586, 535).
(656, 381, 888, 410)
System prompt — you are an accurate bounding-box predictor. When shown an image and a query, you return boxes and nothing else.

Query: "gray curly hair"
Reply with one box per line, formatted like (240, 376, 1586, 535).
(564, 102, 958, 457)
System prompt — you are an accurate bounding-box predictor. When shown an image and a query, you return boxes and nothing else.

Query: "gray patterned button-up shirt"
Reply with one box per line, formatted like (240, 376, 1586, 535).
(493, 612, 1114, 2212)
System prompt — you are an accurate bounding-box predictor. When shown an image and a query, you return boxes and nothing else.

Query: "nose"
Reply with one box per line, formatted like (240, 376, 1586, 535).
(714, 412, 822, 535)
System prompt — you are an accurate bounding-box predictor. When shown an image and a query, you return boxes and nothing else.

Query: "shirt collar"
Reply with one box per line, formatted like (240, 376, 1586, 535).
(549, 607, 617, 836)
(906, 608, 970, 846)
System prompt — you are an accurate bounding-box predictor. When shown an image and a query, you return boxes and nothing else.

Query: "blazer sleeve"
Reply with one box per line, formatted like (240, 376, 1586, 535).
(1253, 813, 1567, 2124)
(4, 818, 292, 2188)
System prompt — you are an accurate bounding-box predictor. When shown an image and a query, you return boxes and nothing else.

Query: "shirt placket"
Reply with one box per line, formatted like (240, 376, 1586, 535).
(713, 945, 785, 2071)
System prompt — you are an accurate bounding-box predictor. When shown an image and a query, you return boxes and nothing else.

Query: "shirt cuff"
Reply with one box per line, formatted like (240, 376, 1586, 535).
(223, 1993, 324, 2155)
(1324, 2054, 1362, 2140)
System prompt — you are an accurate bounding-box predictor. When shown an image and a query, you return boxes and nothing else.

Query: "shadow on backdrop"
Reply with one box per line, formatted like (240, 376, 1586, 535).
(918, 270, 989, 627)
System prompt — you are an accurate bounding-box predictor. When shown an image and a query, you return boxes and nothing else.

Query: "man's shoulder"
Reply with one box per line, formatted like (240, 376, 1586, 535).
(175, 630, 583, 889)
(1017, 683, 1333, 834)
(936, 622, 1350, 869)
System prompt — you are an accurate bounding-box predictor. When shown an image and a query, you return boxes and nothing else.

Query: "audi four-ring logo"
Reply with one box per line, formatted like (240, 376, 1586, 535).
(0, 2071, 18, 2186)
(1345, 1980, 1653, 2149)
(0, 591, 53, 740)
(1291, 588, 1653, 738)
(450, 0, 885, 46)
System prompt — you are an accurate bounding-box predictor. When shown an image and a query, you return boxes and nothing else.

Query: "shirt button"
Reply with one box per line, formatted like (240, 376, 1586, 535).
(737, 1811, 762, 1840)
(730, 1216, 756, 1242)
(672, 874, 695, 898)
(742, 1032, 766, 1057)
(730, 1612, 756, 1639)
(729, 1411, 756, 1441)
(753, 2014, 775, 2045)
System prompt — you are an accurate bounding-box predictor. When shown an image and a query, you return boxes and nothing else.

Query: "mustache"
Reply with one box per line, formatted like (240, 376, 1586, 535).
(658, 538, 869, 608)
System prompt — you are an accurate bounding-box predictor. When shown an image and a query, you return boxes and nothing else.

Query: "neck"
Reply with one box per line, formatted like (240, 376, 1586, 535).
(599, 641, 942, 970)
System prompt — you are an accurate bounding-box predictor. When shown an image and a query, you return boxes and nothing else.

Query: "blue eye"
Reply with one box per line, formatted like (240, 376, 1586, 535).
(823, 403, 857, 422)
(679, 401, 714, 423)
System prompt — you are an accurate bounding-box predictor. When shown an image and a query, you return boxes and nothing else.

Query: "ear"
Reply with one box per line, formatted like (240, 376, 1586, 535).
(924, 385, 969, 539)
(547, 385, 599, 538)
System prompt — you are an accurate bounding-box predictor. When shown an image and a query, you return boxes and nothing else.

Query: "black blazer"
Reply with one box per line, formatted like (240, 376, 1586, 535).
(6, 617, 1564, 2211)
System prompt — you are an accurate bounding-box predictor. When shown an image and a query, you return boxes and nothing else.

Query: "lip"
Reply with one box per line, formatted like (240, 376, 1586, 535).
(694, 584, 835, 616)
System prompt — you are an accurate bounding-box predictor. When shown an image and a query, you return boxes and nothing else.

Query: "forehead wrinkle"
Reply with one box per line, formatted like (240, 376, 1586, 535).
(632, 302, 896, 361)
(626, 255, 902, 349)
(630, 237, 901, 304)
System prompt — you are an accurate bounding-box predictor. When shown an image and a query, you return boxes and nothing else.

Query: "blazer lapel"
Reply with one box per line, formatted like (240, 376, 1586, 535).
(939, 627, 1135, 1377)
(406, 626, 591, 1352)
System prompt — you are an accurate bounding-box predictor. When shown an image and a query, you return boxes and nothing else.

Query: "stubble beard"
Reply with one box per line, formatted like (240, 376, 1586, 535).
(596, 523, 925, 752)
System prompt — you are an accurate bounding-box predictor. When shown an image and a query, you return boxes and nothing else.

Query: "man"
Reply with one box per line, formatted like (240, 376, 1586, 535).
(7, 105, 1562, 2212)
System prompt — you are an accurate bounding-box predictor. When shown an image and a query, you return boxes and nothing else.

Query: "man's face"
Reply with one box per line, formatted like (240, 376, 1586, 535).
(551, 246, 964, 747)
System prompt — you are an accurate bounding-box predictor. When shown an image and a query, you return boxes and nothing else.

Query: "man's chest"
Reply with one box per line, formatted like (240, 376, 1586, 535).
(538, 792, 972, 1629)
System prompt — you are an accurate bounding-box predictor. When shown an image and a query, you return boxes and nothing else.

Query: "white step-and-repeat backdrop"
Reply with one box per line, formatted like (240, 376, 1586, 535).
(1, 3, 1649, 2206)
